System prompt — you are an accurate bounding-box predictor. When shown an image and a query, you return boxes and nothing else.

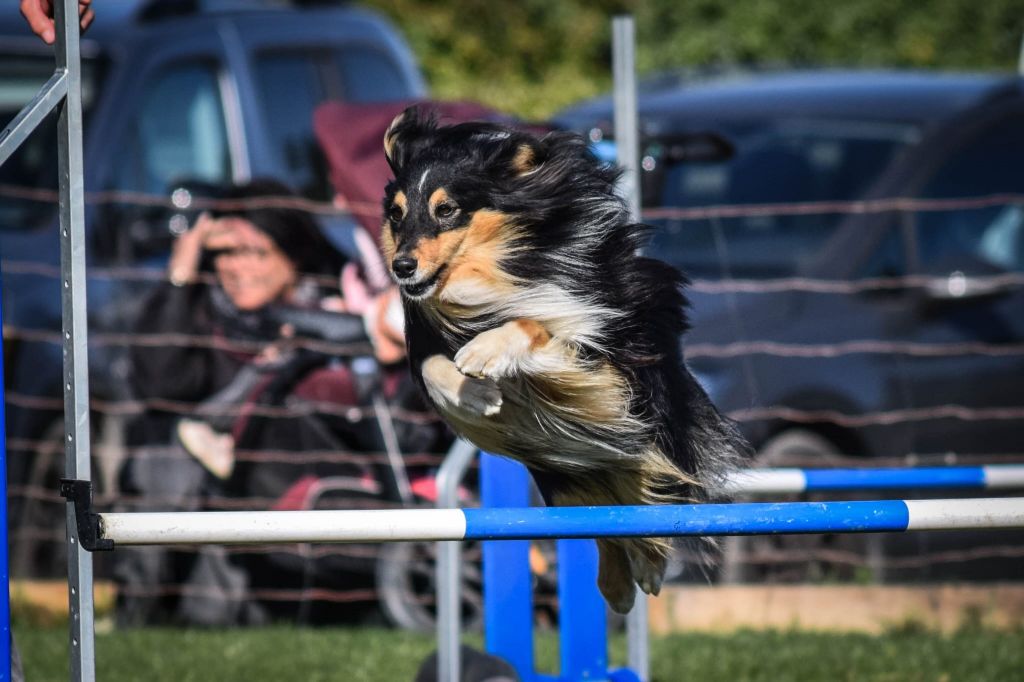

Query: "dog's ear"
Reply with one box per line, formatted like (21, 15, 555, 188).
(383, 106, 428, 174)
(508, 137, 545, 177)
(471, 127, 545, 177)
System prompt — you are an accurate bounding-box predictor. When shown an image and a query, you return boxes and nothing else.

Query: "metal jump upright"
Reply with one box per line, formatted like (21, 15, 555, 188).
(0, 1, 93, 680)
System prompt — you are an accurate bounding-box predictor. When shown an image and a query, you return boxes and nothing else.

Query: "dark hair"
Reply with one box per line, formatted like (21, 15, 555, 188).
(208, 178, 347, 276)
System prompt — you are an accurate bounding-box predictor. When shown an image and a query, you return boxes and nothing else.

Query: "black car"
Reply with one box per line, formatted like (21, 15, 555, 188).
(556, 70, 1024, 580)
(0, 0, 424, 579)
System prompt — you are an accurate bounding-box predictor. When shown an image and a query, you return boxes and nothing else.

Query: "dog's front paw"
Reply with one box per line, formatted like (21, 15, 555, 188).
(422, 354, 503, 416)
(455, 324, 530, 380)
(457, 376, 503, 416)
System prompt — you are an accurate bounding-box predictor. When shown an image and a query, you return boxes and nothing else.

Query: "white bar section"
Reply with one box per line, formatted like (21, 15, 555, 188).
(101, 509, 467, 545)
(982, 465, 1024, 489)
(722, 468, 808, 494)
(905, 498, 1024, 530)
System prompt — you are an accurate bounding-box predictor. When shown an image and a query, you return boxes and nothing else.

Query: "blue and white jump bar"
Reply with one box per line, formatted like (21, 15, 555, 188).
(724, 464, 1024, 494)
(96, 497, 1024, 546)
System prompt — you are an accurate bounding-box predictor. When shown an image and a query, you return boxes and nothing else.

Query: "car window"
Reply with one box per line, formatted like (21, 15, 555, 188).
(254, 47, 410, 200)
(110, 60, 231, 195)
(0, 55, 100, 231)
(335, 47, 407, 103)
(649, 119, 914, 279)
(253, 51, 329, 199)
(913, 114, 1024, 274)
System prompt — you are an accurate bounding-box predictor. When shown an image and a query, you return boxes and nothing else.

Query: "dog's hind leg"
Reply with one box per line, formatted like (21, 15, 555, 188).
(596, 539, 637, 614)
(624, 538, 670, 597)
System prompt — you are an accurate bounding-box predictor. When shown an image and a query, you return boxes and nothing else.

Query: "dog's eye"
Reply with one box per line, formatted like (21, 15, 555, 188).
(435, 203, 456, 220)
(388, 204, 404, 223)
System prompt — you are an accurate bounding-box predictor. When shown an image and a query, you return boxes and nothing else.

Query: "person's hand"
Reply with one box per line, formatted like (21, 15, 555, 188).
(167, 213, 230, 286)
(338, 262, 373, 314)
(20, 0, 94, 45)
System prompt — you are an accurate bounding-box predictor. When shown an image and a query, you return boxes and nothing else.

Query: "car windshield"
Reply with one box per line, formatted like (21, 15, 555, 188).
(647, 119, 920, 279)
(0, 54, 99, 231)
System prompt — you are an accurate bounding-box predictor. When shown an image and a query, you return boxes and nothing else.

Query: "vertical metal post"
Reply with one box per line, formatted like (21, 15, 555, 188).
(0, 272, 12, 682)
(435, 439, 478, 682)
(613, 15, 650, 682)
(53, 1, 96, 680)
(1018, 32, 1024, 76)
(613, 15, 641, 222)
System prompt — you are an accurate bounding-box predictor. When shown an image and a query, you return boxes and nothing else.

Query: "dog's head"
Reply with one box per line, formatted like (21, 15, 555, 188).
(380, 106, 545, 302)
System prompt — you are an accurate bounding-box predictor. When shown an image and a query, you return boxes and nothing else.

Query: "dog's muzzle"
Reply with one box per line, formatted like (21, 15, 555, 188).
(392, 257, 445, 300)
(391, 256, 418, 280)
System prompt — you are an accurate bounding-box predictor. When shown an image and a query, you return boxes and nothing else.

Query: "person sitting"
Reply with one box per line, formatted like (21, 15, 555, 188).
(131, 179, 386, 477)
(116, 178, 414, 625)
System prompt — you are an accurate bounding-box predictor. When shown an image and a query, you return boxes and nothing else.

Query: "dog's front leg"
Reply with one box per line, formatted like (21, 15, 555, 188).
(422, 354, 503, 416)
(454, 319, 552, 380)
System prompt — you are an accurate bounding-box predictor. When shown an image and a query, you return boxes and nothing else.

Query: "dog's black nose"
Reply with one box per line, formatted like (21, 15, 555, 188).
(392, 256, 418, 280)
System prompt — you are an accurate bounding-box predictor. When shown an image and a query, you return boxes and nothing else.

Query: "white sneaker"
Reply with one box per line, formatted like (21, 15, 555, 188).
(177, 419, 235, 479)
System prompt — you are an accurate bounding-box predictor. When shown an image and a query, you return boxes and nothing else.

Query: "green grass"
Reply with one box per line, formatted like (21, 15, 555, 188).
(14, 624, 1024, 682)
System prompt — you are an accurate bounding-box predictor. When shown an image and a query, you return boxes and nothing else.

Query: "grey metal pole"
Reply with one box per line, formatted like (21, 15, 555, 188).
(435, 439, 478, 682)
(53, 1, 96, 680)
(0, 71, 67, 166)
(613, 16, 641, 223)
(1018, 32, 1024, 76)
(612, 15, 650, 682)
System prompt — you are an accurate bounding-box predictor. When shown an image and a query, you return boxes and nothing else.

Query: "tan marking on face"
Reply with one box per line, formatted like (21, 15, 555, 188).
(511, 144, 537, 175)
(515, 319, 550, 350)
(437, 210, 521, 304)
(411, 229, 465, 276)
(428, 188, 450, 217)
(383, 111, 405, 162)
(380, 222, 396, 263)
(393, 191, 407, 212)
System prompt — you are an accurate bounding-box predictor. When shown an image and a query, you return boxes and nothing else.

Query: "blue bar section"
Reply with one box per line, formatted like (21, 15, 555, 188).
(465, 500, 912, 539)
(557, 539, 608, 681)
(803, 467, 987, 491)
(480, 454, 536, 680)
(0, 270, 11, 682)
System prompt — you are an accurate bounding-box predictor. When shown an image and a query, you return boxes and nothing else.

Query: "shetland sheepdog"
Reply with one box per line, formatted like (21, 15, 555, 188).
(379, 106, 743, 613)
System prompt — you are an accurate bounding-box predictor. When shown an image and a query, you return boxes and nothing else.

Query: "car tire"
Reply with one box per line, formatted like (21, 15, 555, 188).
(720, 428, 861, 584)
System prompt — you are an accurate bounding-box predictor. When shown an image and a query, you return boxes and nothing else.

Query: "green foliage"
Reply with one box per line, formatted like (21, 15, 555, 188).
(359, 0, 1024, 120)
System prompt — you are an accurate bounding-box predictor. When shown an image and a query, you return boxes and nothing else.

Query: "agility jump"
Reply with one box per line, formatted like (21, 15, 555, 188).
(68, 488, 1024, 547)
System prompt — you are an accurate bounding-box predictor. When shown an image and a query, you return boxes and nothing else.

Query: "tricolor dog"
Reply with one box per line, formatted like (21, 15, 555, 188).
(380, 107, 743, 613)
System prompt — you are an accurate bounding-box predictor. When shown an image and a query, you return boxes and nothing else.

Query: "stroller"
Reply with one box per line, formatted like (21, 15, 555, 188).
(114, 100, 518, 629)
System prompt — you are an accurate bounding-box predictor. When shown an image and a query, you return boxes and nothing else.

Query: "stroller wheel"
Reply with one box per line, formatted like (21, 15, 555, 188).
(375, 540, 484, 632)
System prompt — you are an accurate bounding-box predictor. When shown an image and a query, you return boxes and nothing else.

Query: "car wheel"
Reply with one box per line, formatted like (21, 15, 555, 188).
(720, 428, 872, 584)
